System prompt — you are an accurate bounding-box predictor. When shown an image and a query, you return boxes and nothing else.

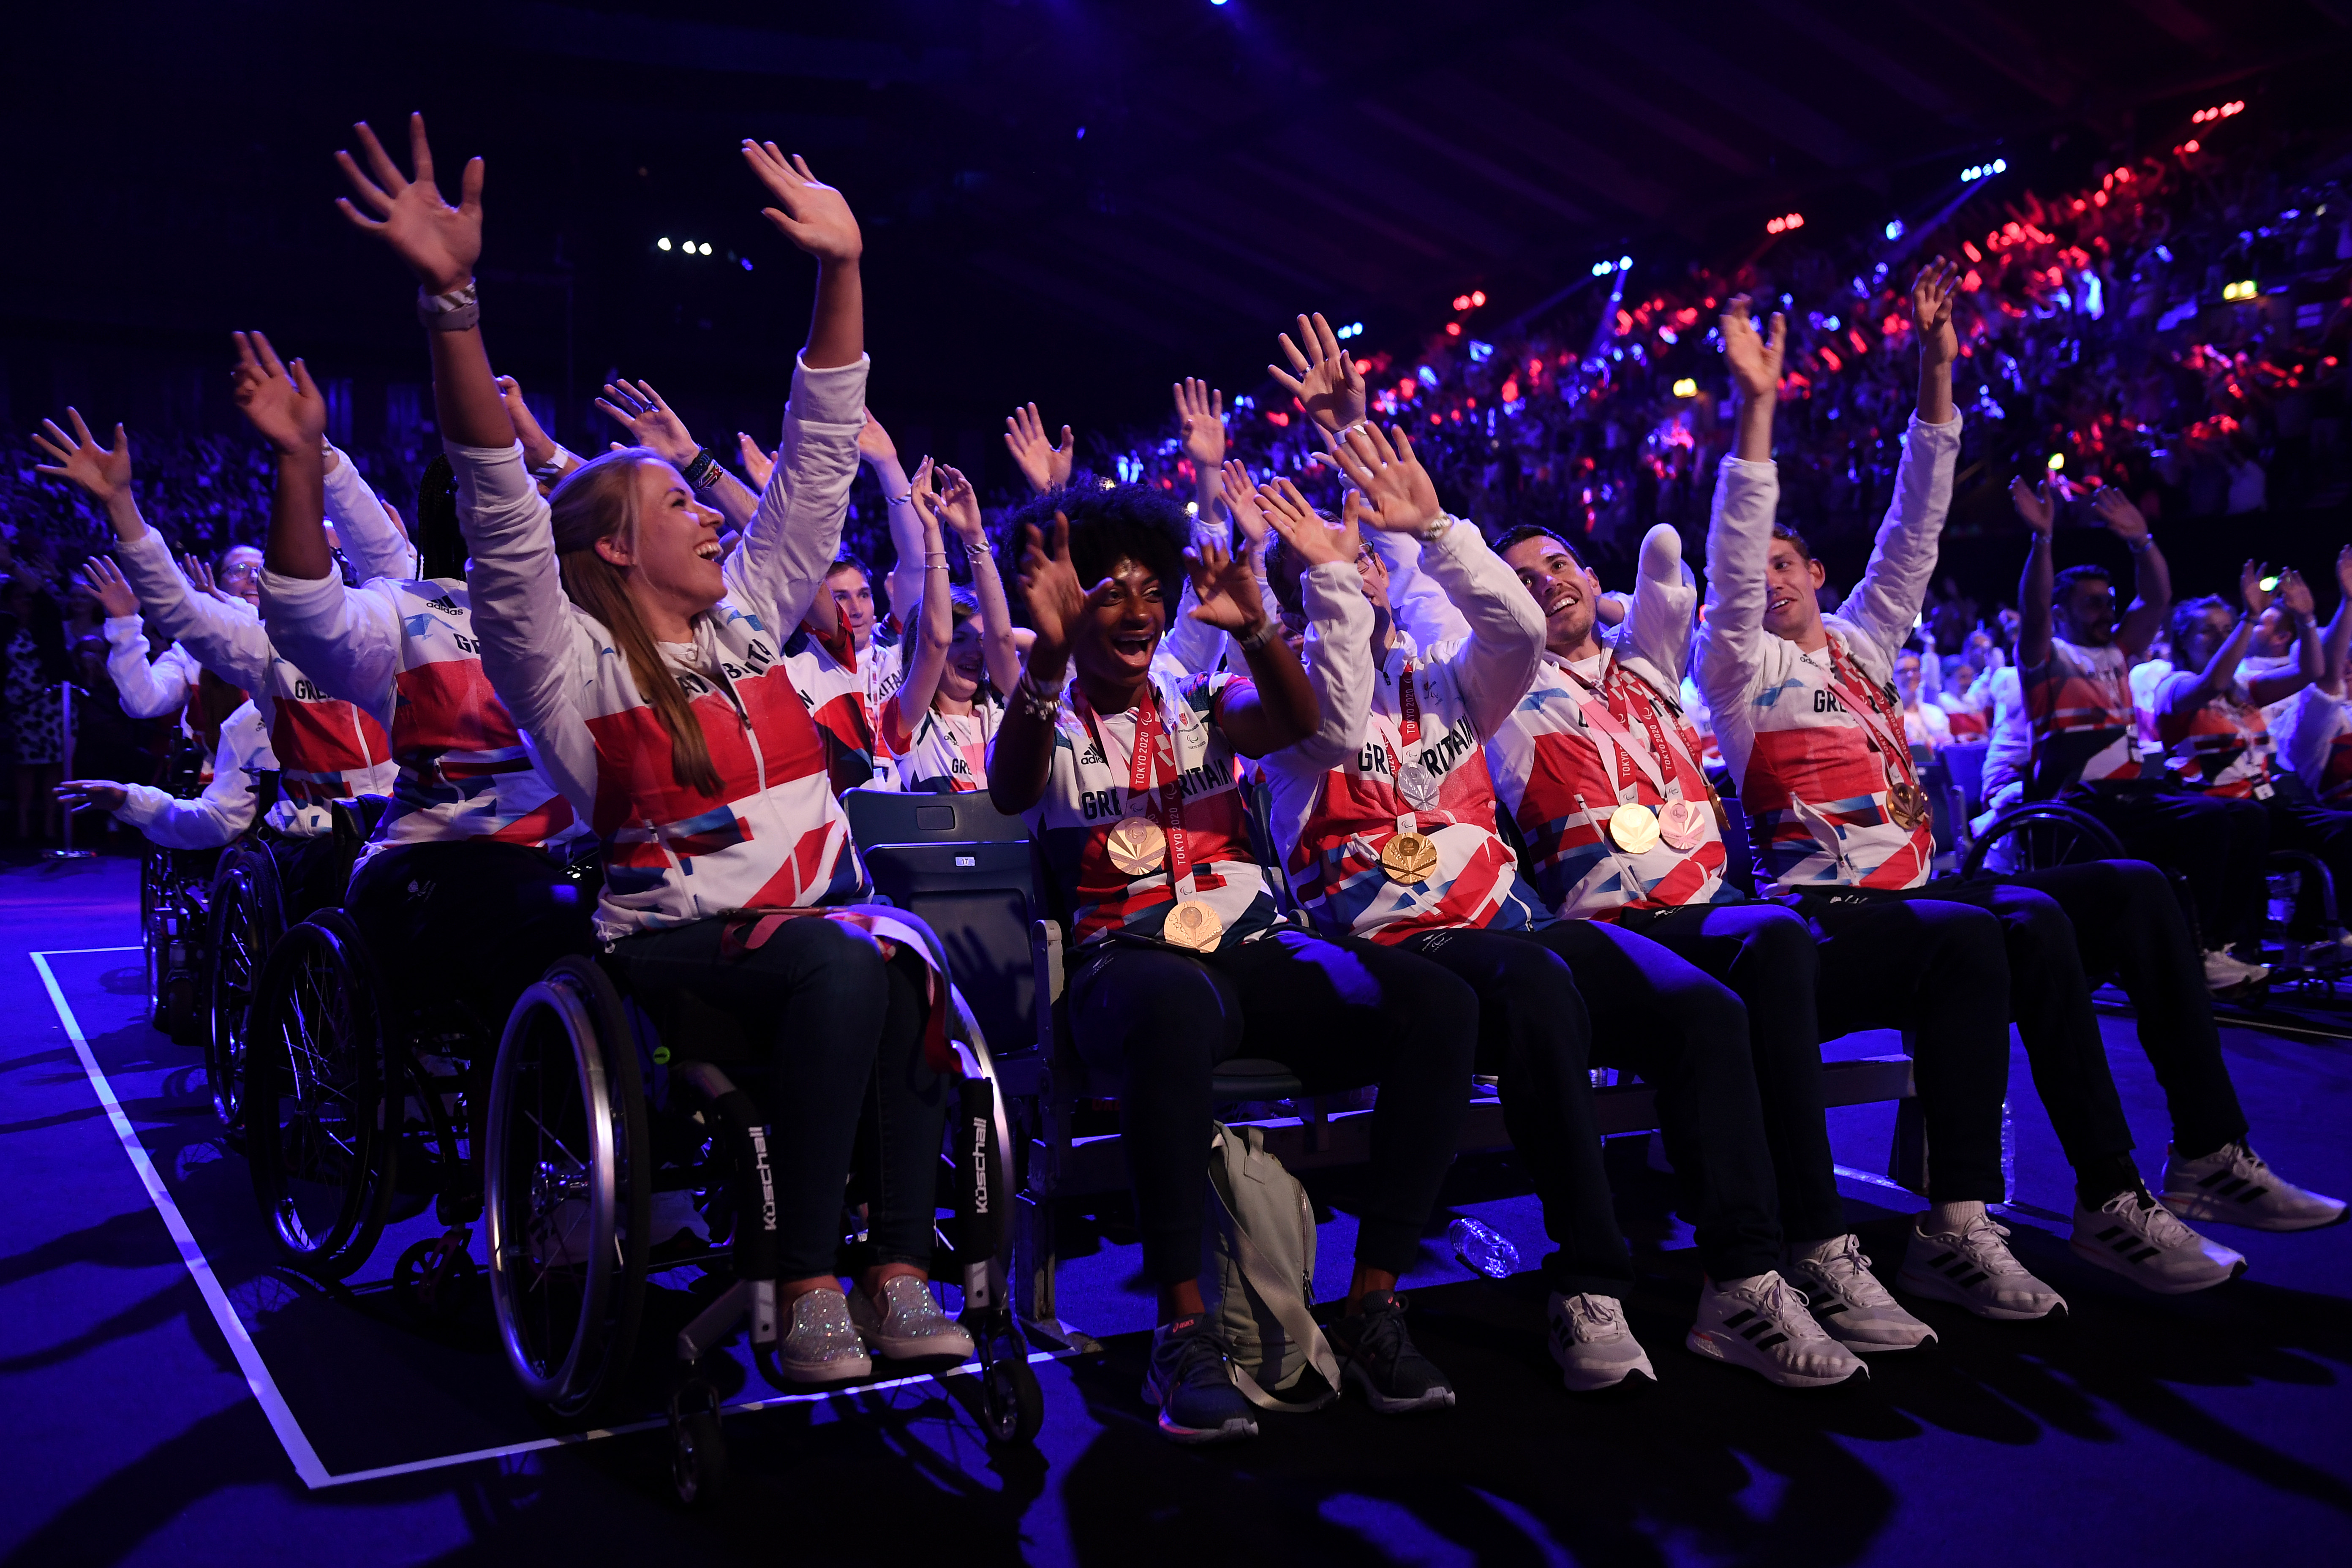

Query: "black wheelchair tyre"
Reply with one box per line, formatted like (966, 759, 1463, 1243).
(207, 847, 284, 1131)
(244, 911, 399, 1279)
(668, 1385, 727, 1508)
(485, 956, 652, 1420)
(1961, 801, 2125, 879)
(979, 1350, 1043, 1446)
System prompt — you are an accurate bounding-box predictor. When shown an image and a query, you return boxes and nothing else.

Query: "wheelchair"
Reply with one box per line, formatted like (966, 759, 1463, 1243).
(139, 739, 220, 1045)
(483, 943, 1040, 1506)
(1961, 800, 2124, 878)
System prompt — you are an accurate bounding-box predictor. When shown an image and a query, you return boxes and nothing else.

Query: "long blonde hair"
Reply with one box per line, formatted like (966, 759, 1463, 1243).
(548, 449, 722, 797)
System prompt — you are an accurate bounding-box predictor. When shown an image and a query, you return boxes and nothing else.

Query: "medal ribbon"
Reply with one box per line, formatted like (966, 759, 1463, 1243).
(1078, 681, 1200, 901)
(1818, 640, 1921, 793)
(1379, 654, 1440, 840)
(1560, 653, 1671, 805)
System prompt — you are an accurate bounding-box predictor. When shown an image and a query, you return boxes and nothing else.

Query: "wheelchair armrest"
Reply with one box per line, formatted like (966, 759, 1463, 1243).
(1031, 919, 1065, 1059)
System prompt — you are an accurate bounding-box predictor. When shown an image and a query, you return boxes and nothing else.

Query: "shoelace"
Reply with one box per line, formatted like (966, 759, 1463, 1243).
(1349, 1298, 1413, 1366)
(1807, 1236, 1897, 1303)
(1953, 1214, 2031, 1276)
(2118, 1192, 2200, 1247)
(1747, 1274, 1831, 1341)
(1564, 1293, 1628, 1339)
(1161, 1322, 1237, 1387)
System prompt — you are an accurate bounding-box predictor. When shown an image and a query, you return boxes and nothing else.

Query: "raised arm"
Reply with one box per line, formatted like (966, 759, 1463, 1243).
(337, 113, 597, 811)
(1843, 261, 1964, 661)
(2322, 546, 2352, 698)
(1268, 312, 1367, 444)
(1698, 295, 1785, 719)
(855, 414, 928, 624)
(235, 330, 332, 586)
(83, 558, 185, 719)
(324, 443, 416, 585)
(1619, 522, 1699, 692)
(1176, 377, 1226, 536)
(497, 375, 580, 486)
(2169, 563, 2265, 711)
(2012, 475, 2057, 669)
(2094, 489, 2170, 656)
(2249, 569, 2321, 707)
(889, 461, 955, 732)
(33, 412, 271, 689)
(1254, 487, 1371, 771)
(991, 514, 1100, 814)
(719, 144, 869, 633)
(71, 701, 268, 851)
(934, 463, 1021, 696)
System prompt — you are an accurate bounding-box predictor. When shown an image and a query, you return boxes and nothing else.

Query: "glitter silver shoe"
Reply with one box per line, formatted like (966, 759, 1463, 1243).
(849, 1274, 976, 1362)
(775, 1287, 872, 1384)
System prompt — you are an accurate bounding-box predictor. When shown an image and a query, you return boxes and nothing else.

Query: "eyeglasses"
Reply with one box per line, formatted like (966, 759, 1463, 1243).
(218, 560, 261, 585)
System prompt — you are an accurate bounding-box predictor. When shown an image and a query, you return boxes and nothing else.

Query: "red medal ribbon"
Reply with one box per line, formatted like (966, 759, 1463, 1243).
(1078, 682, 1197, 896)
(1819, 641, 1924, 797)
(1396, 657, 1422, 746)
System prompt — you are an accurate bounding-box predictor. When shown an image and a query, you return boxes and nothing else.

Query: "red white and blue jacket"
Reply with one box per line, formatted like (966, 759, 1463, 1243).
(1261, 523, 1549, 944)
(2155, 667, 2273, 798)
(2021, 636, 2142, 789)
(781, 620, 905, 793)
(261, 455, 592, 874)
(1694, 413, 1962, 893)
(1489, 525, 1733, 921)
(452, 354, 871, 942)
(2279, 681, 2352, 803)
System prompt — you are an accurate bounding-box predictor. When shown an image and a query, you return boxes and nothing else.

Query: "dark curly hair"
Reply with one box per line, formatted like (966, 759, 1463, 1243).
(1002, 482, 1191, 618)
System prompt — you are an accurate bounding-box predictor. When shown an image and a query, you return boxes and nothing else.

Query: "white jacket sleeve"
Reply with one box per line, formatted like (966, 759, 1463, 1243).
(111, 527, 273, 692)
(102, 617, 193, 719)
(722, 353, 870, 637)
(1160, 577, 1225, 676)
(1617, 523, 1698, 695)
(115, 701, 266, 849)
(2280, 684, 2344, 784)
(449, 438, 601, 816)
(324, 446, 419, 585)
(1835, 412, 1963, 670)
(1286, 562, 1377, 773)
(1419, 520, 1544, 739)
(259, 568, 401, 730)
(1696, 456, 1779, 731)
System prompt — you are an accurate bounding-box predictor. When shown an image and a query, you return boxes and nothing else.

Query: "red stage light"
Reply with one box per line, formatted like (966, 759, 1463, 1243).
(1452, 294, 1471, 311)
(1446, 321, 1462, 336)
(1470, 290, 1487, 306)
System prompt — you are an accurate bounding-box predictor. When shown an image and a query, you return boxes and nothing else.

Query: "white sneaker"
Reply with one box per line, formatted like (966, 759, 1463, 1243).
(848, 1274, 976, 1361)
(1546, 1291, 1656, 1391)
(1685, 1271, 1866, 1388)
(2201, 949, 2269, 991)
(2161, 1142, 2349, 1232)
(1896, 1214, 2067, 1320)
(2070, 1190, 2246, 1294)
(1785, 1234, 1937, 1349)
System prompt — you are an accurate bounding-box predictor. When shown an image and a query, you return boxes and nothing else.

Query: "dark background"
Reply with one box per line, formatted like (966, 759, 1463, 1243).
(6, 0, 2352, 609)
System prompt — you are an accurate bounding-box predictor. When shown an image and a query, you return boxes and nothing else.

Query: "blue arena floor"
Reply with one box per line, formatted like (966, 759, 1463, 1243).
(1, 850, 2347, 1566)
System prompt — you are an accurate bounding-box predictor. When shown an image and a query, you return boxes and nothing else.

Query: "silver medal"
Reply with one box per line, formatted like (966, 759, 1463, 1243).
(1396, 762, 1440, 811)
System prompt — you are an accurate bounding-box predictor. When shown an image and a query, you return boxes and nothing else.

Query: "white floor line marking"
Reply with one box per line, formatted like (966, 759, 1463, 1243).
(30, 944, 143, 956)
(30, 949, 1082, 1490)
(31, 950, 333, 1489)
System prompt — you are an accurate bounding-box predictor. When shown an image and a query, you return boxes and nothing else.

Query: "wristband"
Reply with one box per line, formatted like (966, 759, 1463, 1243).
(2127, 535, 2155, 553)
(887, 489, 914, 508)
(679, 448, 722, 491)
(963, 538, 990, 563)
(530, 447, 579, 483)
(416, 280, 479, 332)
(1013, 669, 1062, 722)
(1236, 618, 1282, 653)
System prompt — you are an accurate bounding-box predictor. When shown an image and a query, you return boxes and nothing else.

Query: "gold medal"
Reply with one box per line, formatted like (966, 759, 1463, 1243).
(1162, 898, 1224, 953)
(1380, 830, 1441, 885)
(1608, 803, 1661, 854)
(1656, 798, 1709, 853)
(1886, 778, 1930, 833)
(1105, 817, 1167, 877)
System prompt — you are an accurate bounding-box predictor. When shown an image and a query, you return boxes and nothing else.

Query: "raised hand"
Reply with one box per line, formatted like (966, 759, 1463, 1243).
(2009, 474, 2056, 536)
(2242, 559, 2274, 615)
(2090, 485, 2149, 544)
(1017, 513, 1110, 658)
(1004, 403, 1073, 494)
(1174, 377, 1225, 467)
(858, 412, 898, 468)
(32, 410, 134, 506)
(1220, 458, 1273, 550)
(231, 331, 327, 454)
(1251, 473, 1361, 572)
(2280, 569, 2317, 619)
(740, 142, 861, 263)
(1268, 313, 1365, 436)
(1185, 538, 1270, 633)
(737, 432, 776, 491)
(335, 114, 482, 292)
(182, 555, 229, 602)
(1912, 257, 1961, 367)
(1312, 424, 1440, 534)
(596, 378, 700, 467)
(54, 780, 128, 815)
(80, 557, 137, 618)
(2338, 544, 2352, 601)
(932, 463, 986, 548)
(1719, 295, 1786, 400)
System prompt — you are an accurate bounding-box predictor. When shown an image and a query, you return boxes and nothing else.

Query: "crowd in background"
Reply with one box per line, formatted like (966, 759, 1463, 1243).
(6, 109, 2350, 847)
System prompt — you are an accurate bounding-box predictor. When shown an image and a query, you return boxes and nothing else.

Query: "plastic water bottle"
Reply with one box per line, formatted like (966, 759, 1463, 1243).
(1448, 1217, 1520, 1279)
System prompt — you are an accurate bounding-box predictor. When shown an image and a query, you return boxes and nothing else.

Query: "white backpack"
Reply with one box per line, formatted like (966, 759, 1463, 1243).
(1200, 1123, 1340, 1410)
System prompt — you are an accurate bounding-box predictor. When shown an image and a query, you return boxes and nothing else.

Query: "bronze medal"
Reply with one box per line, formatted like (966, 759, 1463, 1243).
(1105, 817, 1167, 878)
(1885, 775, 1930, 832)
(1608, 803, 1661, 854)
(1380, 830, 1441, 885)
(1656, 798, 1709, 852)
(1162, 898, 1225, 953)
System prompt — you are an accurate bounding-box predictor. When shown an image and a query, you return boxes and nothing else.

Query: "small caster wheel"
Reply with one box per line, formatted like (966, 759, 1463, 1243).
(669, 1384, 727, 1508)
(392, 1232, 478, 1325)
(979, 1348, 1043, 1445)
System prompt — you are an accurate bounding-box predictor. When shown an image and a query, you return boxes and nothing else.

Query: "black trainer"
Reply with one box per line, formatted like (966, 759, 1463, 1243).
(1328, 1290, 1456, 1414)
(1142, 1316, 1259, 1444)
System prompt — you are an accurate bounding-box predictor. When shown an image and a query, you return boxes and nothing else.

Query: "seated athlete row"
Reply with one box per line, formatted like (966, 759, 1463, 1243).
(34, 124, 2343, 1447)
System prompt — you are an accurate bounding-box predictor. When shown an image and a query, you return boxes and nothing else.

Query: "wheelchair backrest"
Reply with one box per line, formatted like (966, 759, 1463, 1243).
(861, 838, 1041, 1064)
(843, 787, 1030, 847)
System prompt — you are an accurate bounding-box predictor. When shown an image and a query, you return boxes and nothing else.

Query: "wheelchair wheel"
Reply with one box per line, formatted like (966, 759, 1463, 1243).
(207, 847, 284, 1131)
(142, 847, 166, 1026)
(485, 956, 651, 1419)
(978, 1329, 1043, 1446)
(1961, 801, 2124, 879)
(245, 912, 398, 1279)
